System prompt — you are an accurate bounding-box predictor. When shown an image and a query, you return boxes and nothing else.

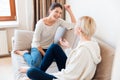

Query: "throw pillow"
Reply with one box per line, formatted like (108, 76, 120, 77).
(54, 27, 66, 44)
(13, 30, 33, 51)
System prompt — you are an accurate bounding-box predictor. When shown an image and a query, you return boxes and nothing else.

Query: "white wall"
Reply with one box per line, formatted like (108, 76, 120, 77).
(2, 0, 120, 51)
(66, 0, 120, 48)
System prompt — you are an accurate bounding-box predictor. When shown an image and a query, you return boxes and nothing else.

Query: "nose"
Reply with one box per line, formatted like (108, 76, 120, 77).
(57, 13, 61, 18)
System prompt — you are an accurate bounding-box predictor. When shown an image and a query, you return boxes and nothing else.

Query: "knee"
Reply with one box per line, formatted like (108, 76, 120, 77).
(31, 48, 40, 53)
(30, 48, 42, 67)
(31, 58, 42, 68)
(51, 43, 59, 48)
(31, 61, 40, 68)
(27, 68, 36, 79)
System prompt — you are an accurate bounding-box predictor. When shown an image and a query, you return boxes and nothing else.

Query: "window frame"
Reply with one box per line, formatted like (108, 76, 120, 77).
(0, 0, 16, 21)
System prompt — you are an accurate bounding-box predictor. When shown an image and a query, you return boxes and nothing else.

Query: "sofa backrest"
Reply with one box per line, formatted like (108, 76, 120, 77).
(63, 29, 77, 48)
(93, 38, 115, 80)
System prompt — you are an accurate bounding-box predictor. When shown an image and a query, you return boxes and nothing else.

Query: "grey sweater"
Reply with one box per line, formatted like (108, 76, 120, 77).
(31, 18, 75, 49)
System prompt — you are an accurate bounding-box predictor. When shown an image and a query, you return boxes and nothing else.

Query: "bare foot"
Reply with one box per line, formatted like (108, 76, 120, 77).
(25, 77, 31, 80)
(14, 50, 29, 56)
(19, 66, 30, 73)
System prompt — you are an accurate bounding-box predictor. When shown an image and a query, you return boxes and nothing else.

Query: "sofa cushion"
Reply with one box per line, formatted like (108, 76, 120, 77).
(93, 38, 115, 80)
(13, 30, 33, 51)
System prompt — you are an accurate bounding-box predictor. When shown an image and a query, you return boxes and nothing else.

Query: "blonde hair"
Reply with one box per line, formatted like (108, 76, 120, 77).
(77, 16, 96, 37)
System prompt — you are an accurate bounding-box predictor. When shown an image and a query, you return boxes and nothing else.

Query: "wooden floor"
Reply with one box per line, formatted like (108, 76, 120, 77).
(0, 57, 14, 80)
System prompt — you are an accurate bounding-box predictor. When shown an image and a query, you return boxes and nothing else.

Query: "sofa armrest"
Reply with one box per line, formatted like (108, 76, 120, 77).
(93, 38, 115, 80)
(11, 37, 15, 50)
(12, 30, 34, 51)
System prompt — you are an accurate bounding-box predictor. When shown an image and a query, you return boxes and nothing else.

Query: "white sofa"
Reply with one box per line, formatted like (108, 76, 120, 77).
(11, 28, 116, 80)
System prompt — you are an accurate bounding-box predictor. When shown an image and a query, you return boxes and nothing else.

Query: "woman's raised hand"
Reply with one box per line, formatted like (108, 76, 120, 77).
(64, 4, 71, 12)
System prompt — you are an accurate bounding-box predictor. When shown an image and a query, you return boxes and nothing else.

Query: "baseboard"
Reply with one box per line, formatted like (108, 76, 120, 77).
(0, 54, 11, 58)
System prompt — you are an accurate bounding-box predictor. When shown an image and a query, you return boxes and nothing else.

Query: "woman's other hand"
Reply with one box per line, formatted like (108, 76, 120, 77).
(37, 46, 45, 56)
(59, 38, 70, 48)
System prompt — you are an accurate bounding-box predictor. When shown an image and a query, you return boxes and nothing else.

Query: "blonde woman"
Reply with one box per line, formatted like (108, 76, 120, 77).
(25, 16, 101, 80)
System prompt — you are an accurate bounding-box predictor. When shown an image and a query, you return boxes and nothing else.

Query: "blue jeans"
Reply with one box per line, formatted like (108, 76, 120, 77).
(27, 44, 67, 80)
(23, 48, 47, 67)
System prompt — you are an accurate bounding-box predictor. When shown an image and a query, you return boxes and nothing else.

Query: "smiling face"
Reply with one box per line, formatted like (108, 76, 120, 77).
(49, 7, 62, 21)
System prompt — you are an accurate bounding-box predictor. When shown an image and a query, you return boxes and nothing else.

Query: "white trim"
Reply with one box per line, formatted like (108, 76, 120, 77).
(0, 21, 19, 28)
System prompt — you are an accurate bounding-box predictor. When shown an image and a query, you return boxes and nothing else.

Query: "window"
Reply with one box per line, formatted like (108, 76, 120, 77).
(0, 0, 16, 21)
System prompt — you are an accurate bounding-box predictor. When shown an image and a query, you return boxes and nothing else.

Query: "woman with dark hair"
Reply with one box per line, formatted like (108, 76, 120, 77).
(15, 2, 76, 68)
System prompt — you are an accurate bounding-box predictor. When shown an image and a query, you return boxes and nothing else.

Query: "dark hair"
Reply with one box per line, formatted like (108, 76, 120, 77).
(49, 2, 63, 10)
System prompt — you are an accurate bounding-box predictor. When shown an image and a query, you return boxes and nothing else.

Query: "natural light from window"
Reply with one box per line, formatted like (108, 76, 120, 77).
(0, 0, 10, 16)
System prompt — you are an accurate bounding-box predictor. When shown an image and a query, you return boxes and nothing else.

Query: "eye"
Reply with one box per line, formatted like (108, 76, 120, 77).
(55, 10, 59, 13)
(59, 12, 62, 15)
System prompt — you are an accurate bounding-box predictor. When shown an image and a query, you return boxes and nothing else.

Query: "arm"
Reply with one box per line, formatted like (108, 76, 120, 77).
(32, 20, 43, 47)
(64, 4, 76, 24)
(37, 46, 45, 56)
(59, 5, 76, 30)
